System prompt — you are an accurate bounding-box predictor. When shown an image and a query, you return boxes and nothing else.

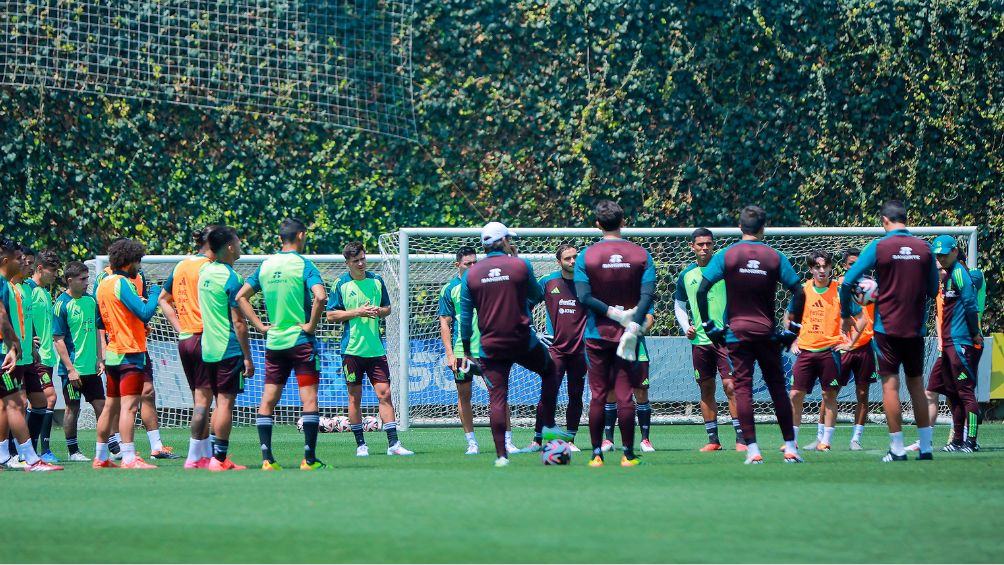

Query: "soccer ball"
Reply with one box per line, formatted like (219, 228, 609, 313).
(319, 416, 337, 433)
(363, 415, 382, 432)
(541, 439, 571, 465)
(296, 416, 305, 432)
(332, 416, 351, 433)
(853, 276, 878, 305)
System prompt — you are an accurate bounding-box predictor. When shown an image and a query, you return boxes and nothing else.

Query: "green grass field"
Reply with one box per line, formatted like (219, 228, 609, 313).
(14, 423, 1004, 563)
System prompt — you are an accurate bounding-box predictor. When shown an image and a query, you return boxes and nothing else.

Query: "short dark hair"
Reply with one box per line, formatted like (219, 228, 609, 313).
(880, 200, 907, 223)
(18, 243, 35, 257)
(739, 205, 767, 235)
(63, 261, 89, 280)
(842, 248, 860, 263)
(555, 243, 577, 261)
(207, 225, 239, 254)
(0, 237, 16, 256)
(455, 246, 477, 262)
(594, 200, 624, 232)
(107, 239, 146, 270)
(691, 227, 713, 242)
(807, 250, 832, 267)
(279, 218, 308, 243)
(193, 224, 220, 249)
(483, 240, 506, 253)
(343, 241, 365, 260)
(35, 250, 60, 270)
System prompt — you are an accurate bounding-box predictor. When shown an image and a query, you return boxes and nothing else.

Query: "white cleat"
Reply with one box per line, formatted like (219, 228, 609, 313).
(568, 442, 581, 452)
(387, 442, 414, 456)
(356, 445, 370, 457)
(905, 440, 921, 452)
(849, 439, 863, 451)
(465, 442, 479, 455)
(600, 439, 615, 452)
(640, 439, 656, 453)
(803, 440, 820, 451)
(5, 458, 28, 469)
(505, 442, 521, 455)
(494, 456, 509, 467)
(110, 451, 123, 461)
(68, 452, 91, 462)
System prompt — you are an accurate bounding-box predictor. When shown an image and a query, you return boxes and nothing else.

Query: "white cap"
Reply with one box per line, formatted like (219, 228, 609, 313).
(480, 222, 517, 246)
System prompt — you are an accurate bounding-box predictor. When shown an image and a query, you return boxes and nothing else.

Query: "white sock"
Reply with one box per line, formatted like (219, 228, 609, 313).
(187, 438, 201, 463)
(147, 429, 163, 451)
(746, 442, 761, 458)
(822, 426, 835, 445)
(465, 431, 476, 443)
(95, 442, 109, 461)
(918, 426, 933, 453)
(792, 426, 799, 443)
(852, 424, 864, 442)
(121, 442, 137, 464)
(504, 430, 512, 443)
(202, 438, 213, 459)
(816, 422, 825, 440)
(17, 439, 41, 465)
(784, 440, 798, 454)
(889, 431, 905, 455)
(0, 439, 9, 462)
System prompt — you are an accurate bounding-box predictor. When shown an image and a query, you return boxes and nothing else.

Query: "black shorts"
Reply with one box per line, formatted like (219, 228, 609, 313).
(343, 355, 390, 386)
(0, 365, 26, 398)
(203, 355, 246, 396)
(872, 334, 924, 377)
(62, 374, 106, 403)
(24, 363, 55, 394)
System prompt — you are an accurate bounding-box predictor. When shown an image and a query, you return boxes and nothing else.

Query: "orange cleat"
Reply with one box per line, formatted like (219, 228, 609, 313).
(744, 454, 764, 465)
(816, 443, 831, 452)
(92, 459, 119, 469)
(26, 460, 64, 472)
(735, 443, 748, 452)
(150, 446, 179, 459)
(700, 443, 723, 452)
(121, 457, 157, 469)
(208, 457, 247, 472)
(588, 455, 604, 467)
(184, 457, 212, 469)
(783, 452, 804, 464)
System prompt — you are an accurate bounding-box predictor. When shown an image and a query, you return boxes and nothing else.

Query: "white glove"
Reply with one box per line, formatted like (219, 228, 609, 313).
(616, 322, 643, 361)
(607, 306, 638, 328)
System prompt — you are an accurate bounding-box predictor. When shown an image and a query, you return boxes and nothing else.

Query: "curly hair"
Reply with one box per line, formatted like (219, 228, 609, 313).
(108, 239, 146, 270)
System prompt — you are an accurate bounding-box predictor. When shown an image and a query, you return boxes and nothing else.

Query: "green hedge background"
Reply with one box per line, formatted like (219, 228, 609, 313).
(1, 0, 999, 330)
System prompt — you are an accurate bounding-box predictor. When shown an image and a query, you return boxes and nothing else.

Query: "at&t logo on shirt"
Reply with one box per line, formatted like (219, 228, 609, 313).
(602, 254, 630, 269)
(739, 259, 767, 275)
(481, 268, 510, 283)
(893, 246, 921, 260)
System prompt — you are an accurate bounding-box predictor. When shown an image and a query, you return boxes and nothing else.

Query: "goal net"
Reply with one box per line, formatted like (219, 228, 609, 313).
(1, 0, 416, 138)
(378, 226, 979, 429)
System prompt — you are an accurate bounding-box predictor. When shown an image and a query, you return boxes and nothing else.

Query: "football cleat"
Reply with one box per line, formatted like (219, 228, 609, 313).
(261, 460, 283, 471)
(494, 457, 510, 467)
(209, 457, 247, 471)
(68, 452, 91, 462)
(588, 455, 604, 467)
(568, 442, 582, 452)
(699, 442, 722, 452)
(904, 440, 921, 452)
(184, 457, 212, 469)
(600, 439, 615, 452)
(881, 450, 908, 463)
(849, 440, 863, 451)
(816, 443, 831, 452)
(299, 459, 328, 470)
(942, 442, 963, 452)
(120, 457, 157, 469)
(803, 440, 820, 451)
(26, 460, 64, 472)
(620, 455, 642, 467)
(4, 458, 27, 469)
(465, 442, 480, 456)
(40, 451, 59, 464)
(959, 443, 976, 454)
(355, 445, 369, 457)
(541, 426, 574, 442)
(387, 442, 414, 456)
(505, 442, 521, 455)
(779, 442, 800, 452)
(91, 458, 119, 469)
(110, 451, 123, 461)
(640, 439, 655, 453)
(744, 454, 764, 465)
(150, 446, 180, 459)
(521, 441, 542, 453)
(735, 443, 748, 452)
(783, 452, 804, 463)
(917, 451, 934, 460)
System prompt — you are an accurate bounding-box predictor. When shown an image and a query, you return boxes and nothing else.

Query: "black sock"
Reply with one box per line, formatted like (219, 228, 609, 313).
(533, 432, 542, 444)
(732, 419, 745, 445)
(592, 447, 603, 459)
(705, 420, 720, 444)
(384, 421, 399, 447)
(66, 436, 80, 455)
(302, 412, 319, 464)
(28, 409, 44, 451)
(256, 414, 275, 463)
(603, 403, 617, 442)
(623, 446, 637, 459)
(351, 423, 366, 447)
(568, 428, 577, 441)
(40, 409, 54, 453)
(637, 402, 652, 441)
(108, 434, 121, 454)
(213, 439, 229, 462)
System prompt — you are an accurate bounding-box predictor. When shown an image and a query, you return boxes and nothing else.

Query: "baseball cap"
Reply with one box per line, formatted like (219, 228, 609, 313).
(931, 235, 957, 255)
(481, 222, 517, 246)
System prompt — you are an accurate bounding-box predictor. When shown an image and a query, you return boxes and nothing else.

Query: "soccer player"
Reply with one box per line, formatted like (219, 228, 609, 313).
(532, 243, 588, 452)
(93, 238, 162, 469)
(53, 261, 106, 461)
(198, 226, 252, 471)
(8, 244, 37, 464)
(697, 205, 805, 464)
(674, 228, 744, 452)
(925, 236, 982, 452)
(0, 239, 62, 471)
(238, 218, 330, 470)
(159, 226, 215, 469)
(839, 200, 940, 462)
(459, 222, 567, 466)
(327, 241, 413, 458)
(438, 246, 517, 455)
(784, 250, 866, 452)
(575, 201, 656, 468)
(25, 250, 61, 463)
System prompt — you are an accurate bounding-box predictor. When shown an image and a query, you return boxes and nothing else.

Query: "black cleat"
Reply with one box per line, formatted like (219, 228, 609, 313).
(881, 450, 908, 463)
(917, 451, 933, 460)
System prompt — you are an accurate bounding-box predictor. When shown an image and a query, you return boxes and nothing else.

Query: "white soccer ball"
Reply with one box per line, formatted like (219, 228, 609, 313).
(296, 416, 305, 432)
(333, 416, 351, 433)
(854, 276, 878, 305)
(363, 415, 382, 432)
(319, 416, 337, 433)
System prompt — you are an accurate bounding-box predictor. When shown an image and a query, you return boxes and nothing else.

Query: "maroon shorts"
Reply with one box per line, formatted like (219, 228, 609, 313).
(24, 363, 55, 394)
(143, 352, 154, 383)
(838, 346, 877, 387)
(0, 365, 26, 398)
(872, 334, 924, 377)
(692, 344, 733, 384)
(791, 349, 842, 393)
(343, 355, 391, 386)
(105, 364, 146, 398)
(61, 374, 106, 404)
(178, 335, 209, 392)
(928, 343, 982, 396)
(265, 344, 320, 387)
(203, 356, 246, 396)
(481, 344, 552, 393)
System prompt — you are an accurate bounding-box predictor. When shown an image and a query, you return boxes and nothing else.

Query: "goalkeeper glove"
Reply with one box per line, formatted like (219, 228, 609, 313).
(457, 357, 483, 378)
(702, 320, 727, 347)
(775, 329, 798, 348)
(537, 332, 554, 348)
(788, 321, 802, 335)
(616, 322, 643, 362)
(607, 306, 638, 328)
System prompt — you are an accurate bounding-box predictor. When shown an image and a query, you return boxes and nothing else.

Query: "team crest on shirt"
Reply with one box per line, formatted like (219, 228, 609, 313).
(481, 268, 510, 283)
(739, 259, 767, 275)
(602, 254, 630, 269)
(893, 247, 921, 260)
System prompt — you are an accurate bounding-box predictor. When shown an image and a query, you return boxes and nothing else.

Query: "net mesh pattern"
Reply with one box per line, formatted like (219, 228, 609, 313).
(1, 0, 416, 137)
